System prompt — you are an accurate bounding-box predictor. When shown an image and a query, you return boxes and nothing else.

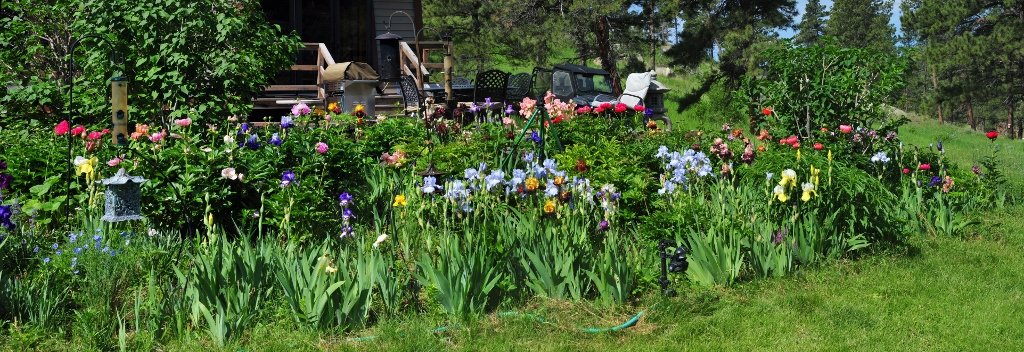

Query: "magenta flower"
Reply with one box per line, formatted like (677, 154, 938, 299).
(315, 142, 328, 154)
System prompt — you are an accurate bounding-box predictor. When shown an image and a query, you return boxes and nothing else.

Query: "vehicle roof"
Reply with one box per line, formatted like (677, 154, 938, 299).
(553, 63, 610, 75)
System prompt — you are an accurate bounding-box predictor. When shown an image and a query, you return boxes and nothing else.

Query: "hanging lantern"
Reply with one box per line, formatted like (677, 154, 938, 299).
(110, 76, 129, 146)
(101, 168, 146, 222)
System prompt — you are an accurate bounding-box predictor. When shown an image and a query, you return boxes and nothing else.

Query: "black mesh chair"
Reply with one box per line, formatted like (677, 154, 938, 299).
(473, 70, 510, 104)
(399, 75, 422, 115)
(506, 73, 533, 103)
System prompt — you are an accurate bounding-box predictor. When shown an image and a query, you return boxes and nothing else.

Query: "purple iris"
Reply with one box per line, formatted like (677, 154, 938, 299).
(281, 170, 296, 187)
(281, 116, 294, 129)
(928, 176, 942, 187)
(0, 205, 13, 230)
(244, 134, 260, 150)
(772, 227, 788, 245)
(0, 173, 11, 190)
(0, 160, 6, 170)
(505, 104, 515, 115)
(469, 103, 480, 113)
(644, 108, 654, 118)
(531, 131, 541, 143)
(241, 123, 250, 133)
(270, 133, 283, 146)
(342, 207, 354, 220)
(597, 220, 609, 232)
(338, 192, 353, 207)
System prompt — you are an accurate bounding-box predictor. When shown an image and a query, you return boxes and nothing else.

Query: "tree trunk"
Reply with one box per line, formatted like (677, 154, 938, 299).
(967, 97, 976, 130)
(931, 67, 943, 124)
(595, 16, 622, 95)
(1009, 100, 1016, 139)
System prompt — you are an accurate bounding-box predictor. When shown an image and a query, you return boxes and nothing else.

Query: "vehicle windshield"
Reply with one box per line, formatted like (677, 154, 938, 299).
(575, 74, 612, 94)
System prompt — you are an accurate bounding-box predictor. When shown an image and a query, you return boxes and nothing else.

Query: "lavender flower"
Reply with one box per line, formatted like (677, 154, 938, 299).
(422, 176, 439, 194)
(870, 151, 890, 164)
(484, 170, 505, 191)
(270, 133, 283, 146)
(544, 179, 559, 197)
(281, 115, 294, 129)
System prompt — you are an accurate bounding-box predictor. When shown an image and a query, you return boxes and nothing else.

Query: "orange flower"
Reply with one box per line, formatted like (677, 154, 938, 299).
(543, 199, 556, 214)
(525, 177, 539, 192)
(757, 129, 771, 141)
(731, 129, 743, 138)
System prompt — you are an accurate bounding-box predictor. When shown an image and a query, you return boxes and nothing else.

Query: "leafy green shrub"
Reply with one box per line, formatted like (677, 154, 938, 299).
(0, 0, 301, 124)
(740, 39, 907, 139)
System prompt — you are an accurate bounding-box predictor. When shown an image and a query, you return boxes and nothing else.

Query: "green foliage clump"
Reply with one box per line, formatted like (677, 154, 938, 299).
(0, 0, 300, 125)
(740, 40, 907, 138)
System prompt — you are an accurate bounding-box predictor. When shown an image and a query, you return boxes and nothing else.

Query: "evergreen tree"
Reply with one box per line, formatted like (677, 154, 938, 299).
(903, 0, 1023, 135)
(794, 0, 827, 46)
(827, 0, 896, 53)
(663, 0, 797, 107)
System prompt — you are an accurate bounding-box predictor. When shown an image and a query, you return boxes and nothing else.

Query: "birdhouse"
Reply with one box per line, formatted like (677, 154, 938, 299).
(375, 32, 403, 83)
(110, 76, 129, 146)
(101, 168, 146, 222)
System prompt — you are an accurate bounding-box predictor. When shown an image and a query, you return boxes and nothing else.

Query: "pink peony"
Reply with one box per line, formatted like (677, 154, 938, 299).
(614, 103, 627, 114)
(149, 131, 165, 142)
(174, 118, 192, 127)
(71, 125, 86, 137)
(519, 97, 537, 116)
(634, 104, 645, 112)
(315, 141, 328, 154)
(87, 131, 104, 141)
(839, 125, 853, 134)
(291, 103, 311, 116)
(107, 157, 122, 167)
(919, 163, 931, 171)
(576, 106, 592, 114)
(54, 120, 70, 135)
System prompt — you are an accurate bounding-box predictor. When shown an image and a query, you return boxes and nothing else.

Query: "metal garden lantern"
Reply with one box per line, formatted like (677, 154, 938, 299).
(101, 168, 146, 222)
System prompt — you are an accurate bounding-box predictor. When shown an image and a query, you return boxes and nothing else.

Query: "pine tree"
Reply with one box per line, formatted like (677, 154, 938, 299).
(827, 0, 896, 53)
(794, 0, 827, 46)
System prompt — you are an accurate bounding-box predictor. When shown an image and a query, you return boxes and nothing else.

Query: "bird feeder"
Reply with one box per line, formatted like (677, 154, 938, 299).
(110, 76, 129, 146)
(101, 168, 146, 222)
(375, 32, 403, 83)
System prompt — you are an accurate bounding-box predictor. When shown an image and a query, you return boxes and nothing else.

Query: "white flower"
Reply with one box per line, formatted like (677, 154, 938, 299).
(223, 135, 235, 145)
(870, 151, 890, 164)
(221, 167, 238, 180)
(73, 156, 89, 166)
(200, 146, 213, 153)
(373, 234, 389, 248)
(147, 228, 158, 237)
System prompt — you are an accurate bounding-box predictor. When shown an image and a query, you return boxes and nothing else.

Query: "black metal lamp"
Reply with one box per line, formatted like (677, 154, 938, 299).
(100, 168, 146, 222)
(659, 239, 689, 296)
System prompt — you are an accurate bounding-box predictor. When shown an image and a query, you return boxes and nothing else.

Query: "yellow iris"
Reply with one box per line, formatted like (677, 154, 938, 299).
(801, 182, 816, 202)
(525, 177, 540, 191)
(355, 104, 365, 113)
(327, 102, 338, 112)
(74, 156, 98, 181)
(773, 185, 789, 203)
(393, 194, 407, 207)
(543, 199, 556, 213)
(779, 169, 797, 188)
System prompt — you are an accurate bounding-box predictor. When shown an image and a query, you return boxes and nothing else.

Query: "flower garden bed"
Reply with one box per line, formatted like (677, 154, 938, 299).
(0, 95, 1008, 348)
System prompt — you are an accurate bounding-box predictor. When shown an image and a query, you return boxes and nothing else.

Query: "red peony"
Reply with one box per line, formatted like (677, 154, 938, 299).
(919, 164, 931, 171)
(813, 143, 824, 150)
(599, 102, 612, 110)
(761, 107, 772, 116)
(903, 168, 911, 174)
(87, 131, 104, 141)
(633, 104, 645, 112)
(614, 103, 627, 114)
(986, 130, 999, 140)
(71, 125, 86, 137)
(552, 115, 565, 124)
(54, 120, 70, 135)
